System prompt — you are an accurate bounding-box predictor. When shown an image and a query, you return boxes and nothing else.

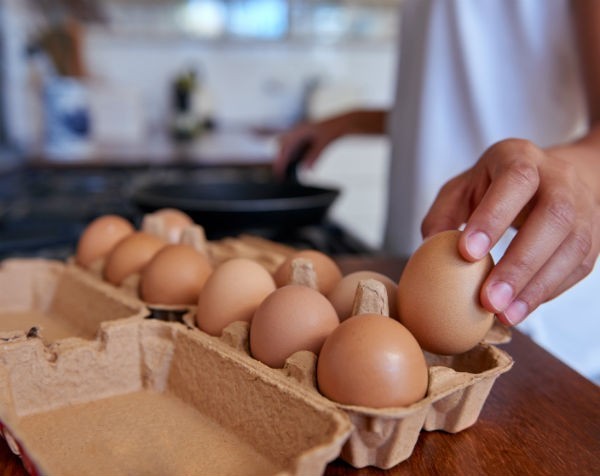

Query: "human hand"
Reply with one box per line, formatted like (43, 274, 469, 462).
(421, 138, 600, 326)
(274, 116, 349, 178)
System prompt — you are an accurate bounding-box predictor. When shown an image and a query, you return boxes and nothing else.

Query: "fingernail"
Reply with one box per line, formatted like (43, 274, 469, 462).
(466, 231, 491, 259)
(503, 299, 528, 326)
(487, 281, 514, 312)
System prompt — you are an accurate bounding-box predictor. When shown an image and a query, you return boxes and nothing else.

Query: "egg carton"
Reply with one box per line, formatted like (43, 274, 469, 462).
(0, 259, 148, 345)
(0, 318, 351, 476)
(180, 314, 514, 469)
(0, 258, 513, 472)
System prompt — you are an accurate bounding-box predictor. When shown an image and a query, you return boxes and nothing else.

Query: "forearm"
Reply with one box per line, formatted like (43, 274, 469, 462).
(324, 109, 388, 137)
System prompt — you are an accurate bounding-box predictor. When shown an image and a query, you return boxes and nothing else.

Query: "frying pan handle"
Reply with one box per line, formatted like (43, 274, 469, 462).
(284, 139, 313, 183)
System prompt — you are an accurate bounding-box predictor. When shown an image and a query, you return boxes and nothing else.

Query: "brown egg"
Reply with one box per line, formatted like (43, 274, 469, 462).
(75, 215, 134, 268)
(397, 230, 494, 355)
(317, 314, 428, 408)
(149, 208, 194, 243)
(274, 250, 342, 294)
(250, 285, 339, 368)
(139, 244, 213, 305)
(103, 232, 166, 286)
(328, 271, 399, 321)
(196, 258, 276, 336)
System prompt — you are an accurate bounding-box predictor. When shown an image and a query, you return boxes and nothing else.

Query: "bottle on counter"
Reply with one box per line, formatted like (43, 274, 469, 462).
(170, 67, 215, 142)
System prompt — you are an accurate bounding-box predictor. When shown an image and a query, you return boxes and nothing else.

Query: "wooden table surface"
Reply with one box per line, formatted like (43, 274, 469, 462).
(1, 256, 598, 476)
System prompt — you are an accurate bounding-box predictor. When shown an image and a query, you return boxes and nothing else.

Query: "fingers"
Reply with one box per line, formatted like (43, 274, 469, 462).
(508, 205, 600, 304)
(478, 183, 579, 312)
(459, 140, 542, 261)
(274, 123, 330, 178)
(493, 218, 597, 325)
(274, 128, 313, 178)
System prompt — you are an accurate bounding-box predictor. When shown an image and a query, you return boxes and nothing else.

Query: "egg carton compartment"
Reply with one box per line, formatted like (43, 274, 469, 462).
(0, 318, 352, 476)
(0, 259, 148, 345)
(181, 314, 513, 469)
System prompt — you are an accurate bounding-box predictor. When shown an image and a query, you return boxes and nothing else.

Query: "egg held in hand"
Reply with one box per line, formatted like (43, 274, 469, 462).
(250, 285, 339, 368)
(76, 215, 135, 268)
(196, 258, 276, 336)
(140, 244, 213, 305)
(397, 230, 494, 355)
(317, 314, 428, 408)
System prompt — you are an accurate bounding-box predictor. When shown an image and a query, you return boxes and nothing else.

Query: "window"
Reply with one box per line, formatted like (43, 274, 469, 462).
(99, 0, 398, 43)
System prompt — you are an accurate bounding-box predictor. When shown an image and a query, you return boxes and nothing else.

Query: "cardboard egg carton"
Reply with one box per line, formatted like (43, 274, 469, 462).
(0, 259, 148, 345)
(0, 257, 513, 473)
(181, 314, 513, 469)
(0, 318, 352, 476)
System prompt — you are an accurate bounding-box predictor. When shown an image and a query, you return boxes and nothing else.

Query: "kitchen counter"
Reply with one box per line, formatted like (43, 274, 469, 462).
(24, 128, 278, 168)
(1, 255, 598, 475)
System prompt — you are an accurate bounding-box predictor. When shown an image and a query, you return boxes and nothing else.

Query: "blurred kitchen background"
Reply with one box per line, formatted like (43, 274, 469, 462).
(0, 0, 399, 255)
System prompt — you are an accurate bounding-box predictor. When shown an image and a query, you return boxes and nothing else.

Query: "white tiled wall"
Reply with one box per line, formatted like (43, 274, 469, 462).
(82, 32, 396, 131)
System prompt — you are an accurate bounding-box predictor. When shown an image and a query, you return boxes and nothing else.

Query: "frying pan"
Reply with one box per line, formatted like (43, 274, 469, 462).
(131, 141, 340, 237)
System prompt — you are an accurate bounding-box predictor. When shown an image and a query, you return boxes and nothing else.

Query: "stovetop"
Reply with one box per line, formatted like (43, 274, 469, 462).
(0, 165, 371, 260)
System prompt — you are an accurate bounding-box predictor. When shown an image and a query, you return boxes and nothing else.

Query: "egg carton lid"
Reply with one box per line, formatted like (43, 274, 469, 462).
(0, 318, 351, 476)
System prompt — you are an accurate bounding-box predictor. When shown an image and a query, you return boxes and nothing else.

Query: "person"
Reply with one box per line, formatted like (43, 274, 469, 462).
(275, 0, 599, 378)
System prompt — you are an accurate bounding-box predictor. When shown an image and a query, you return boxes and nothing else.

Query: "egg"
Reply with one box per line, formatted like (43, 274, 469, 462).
(250, 285, 339, 368)
(103, 232, 166, 286)
(139, 244, 213, 305)
(196, 258, 276, 336)
(274, 250, 342, 294)
(145, 208, 194, 243)
(317, 314, 428, 408)
(75, 215, 134, 268)
(397, 230, 494, 355)
(328, 271, 399, 321)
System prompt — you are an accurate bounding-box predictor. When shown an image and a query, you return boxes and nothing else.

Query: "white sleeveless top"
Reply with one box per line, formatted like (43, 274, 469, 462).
(383, 0, 598, 381)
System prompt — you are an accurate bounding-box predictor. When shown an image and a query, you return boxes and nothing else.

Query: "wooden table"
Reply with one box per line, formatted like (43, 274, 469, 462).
(1, 256, 598, 476)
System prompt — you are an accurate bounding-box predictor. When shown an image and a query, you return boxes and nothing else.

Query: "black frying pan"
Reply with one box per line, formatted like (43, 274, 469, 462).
(131, 141, 340, 237)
